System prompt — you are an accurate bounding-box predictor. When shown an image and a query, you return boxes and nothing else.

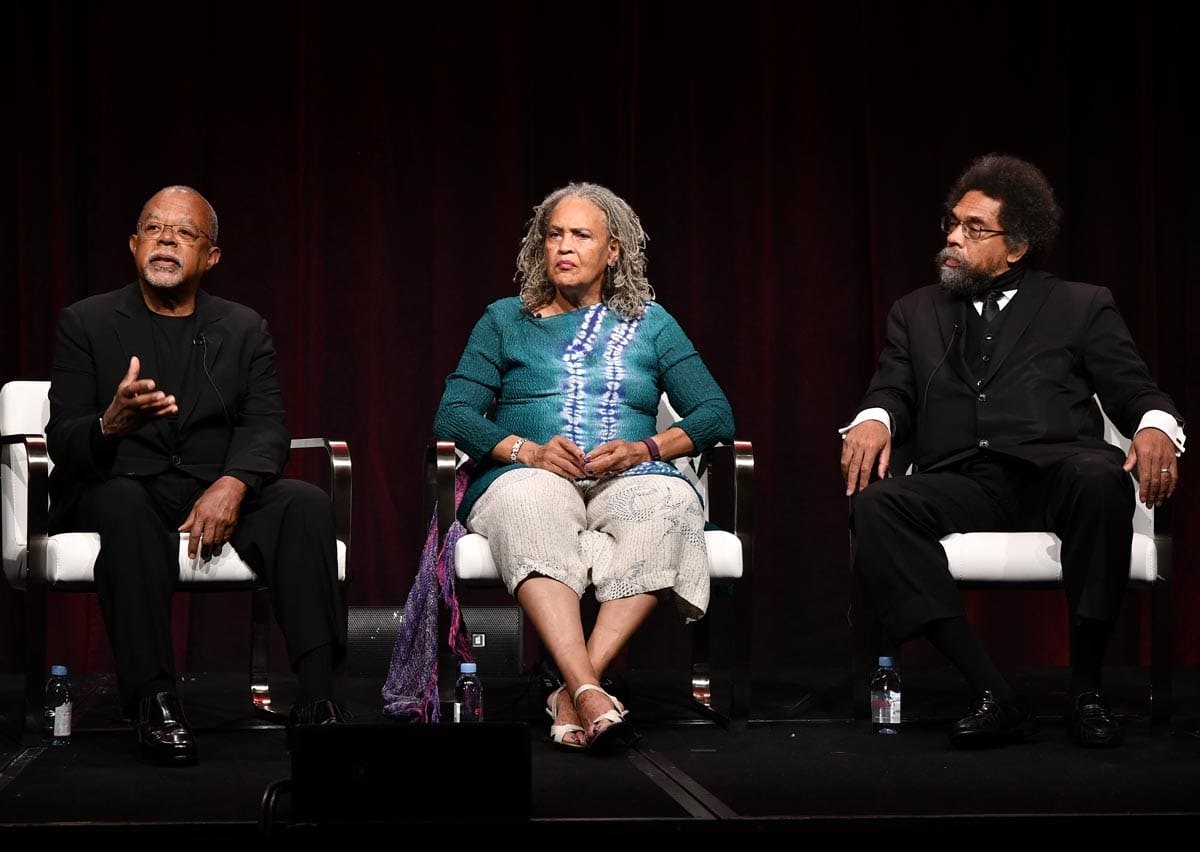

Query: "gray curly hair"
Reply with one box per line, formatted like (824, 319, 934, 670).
(515, 182, 654, 321)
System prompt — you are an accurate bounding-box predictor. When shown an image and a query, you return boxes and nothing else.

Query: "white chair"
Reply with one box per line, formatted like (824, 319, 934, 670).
(0, 379, 352, 744)
(426, 394, 753, 727)
(850, 397, 1173, 725)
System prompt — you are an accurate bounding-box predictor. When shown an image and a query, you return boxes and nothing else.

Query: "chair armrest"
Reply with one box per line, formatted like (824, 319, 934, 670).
(426, 440, 459, 544)
(2, 433, 50, 586)
(290, 438, 352, 582)
(703, 440, 754, 575)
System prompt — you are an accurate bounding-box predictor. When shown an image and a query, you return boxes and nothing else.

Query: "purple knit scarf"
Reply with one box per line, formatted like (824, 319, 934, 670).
(381, 463, 474, 722)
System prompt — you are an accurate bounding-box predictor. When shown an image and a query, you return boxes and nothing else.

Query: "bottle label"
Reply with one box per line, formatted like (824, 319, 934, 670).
(870, 690, 901, 724)
(53, 700, 72, 736)
(453, 702, 462, 723)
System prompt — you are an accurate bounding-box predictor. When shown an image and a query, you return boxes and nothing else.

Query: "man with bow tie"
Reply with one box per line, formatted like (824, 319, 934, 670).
(839, 153, 1185, 749)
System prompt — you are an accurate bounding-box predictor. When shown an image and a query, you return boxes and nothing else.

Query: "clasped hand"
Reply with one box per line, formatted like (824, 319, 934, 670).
(523, 435, 650, 480)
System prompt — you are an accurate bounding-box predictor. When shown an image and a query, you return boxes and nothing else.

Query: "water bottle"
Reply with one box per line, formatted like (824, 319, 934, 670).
(43, 665, 72, 746)
(869, 656, 901, 734)
(453, 661, 484, 723)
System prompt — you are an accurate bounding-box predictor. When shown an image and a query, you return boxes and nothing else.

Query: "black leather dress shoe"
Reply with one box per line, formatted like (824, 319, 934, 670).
(136, 692, 197, 766)
(948, 690, 1037, 748)
(1067, 691, 1124, 748)
(288, 699, 347, 727)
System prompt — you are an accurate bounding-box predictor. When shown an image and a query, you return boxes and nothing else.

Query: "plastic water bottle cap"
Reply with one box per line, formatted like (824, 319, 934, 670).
(50, 665, 67, 676)
(878, 656, 894, 667)
(460, 662, 477, 674)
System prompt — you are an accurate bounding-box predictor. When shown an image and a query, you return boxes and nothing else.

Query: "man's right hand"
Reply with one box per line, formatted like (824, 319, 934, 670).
(99, 355, 178, 438)
(840, 420, 892, 496)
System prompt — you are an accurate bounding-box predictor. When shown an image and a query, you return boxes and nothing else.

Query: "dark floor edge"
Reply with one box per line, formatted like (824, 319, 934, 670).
(3, 812, 1198, 842)
(627, 749, 719, 819)
(633, 744, 738, 819)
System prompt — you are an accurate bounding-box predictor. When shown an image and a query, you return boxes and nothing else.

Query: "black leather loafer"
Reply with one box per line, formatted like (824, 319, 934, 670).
(288, 699, 347, 727)
(948, 690, 1037, 748)
(1067, 691, 1124, 748)
(136, 691, 197, 766)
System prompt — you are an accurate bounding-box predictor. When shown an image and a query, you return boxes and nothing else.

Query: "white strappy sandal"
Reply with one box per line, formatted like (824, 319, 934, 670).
(545, 685, 586, 751)
(573, 683, 640, 754)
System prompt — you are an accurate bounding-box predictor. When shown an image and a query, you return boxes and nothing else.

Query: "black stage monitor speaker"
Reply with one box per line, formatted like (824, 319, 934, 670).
(346, 606, 406, 677)
(286, 721, 532, 822)
(460, 604, 524, 676)
(348, 604, 524, 678)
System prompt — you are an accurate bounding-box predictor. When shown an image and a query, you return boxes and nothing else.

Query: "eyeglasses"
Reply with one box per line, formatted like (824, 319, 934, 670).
(940, 215, 1008, 241)
(137, 220, 214, 244)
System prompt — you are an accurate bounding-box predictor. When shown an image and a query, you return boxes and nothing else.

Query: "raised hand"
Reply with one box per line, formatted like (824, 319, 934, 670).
(100, 355, 178, 437)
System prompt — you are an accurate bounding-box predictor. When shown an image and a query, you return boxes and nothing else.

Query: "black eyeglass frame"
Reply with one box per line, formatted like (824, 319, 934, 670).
(137, 220, 215, 245)
(940, 215, 1008, 241)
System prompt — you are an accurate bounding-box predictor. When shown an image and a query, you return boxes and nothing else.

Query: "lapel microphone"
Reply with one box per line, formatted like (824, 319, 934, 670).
(192, 331, 232, 430)
(915, 323, 961, 469)
(925, 322, 962, 394)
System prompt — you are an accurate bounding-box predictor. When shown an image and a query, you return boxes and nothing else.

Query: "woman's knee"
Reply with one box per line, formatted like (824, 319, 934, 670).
(491, 469, 578, 515)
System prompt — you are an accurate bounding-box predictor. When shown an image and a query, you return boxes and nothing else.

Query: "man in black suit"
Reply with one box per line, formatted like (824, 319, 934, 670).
(840, 154, 1185, 749)
(46, 185, 347, 766)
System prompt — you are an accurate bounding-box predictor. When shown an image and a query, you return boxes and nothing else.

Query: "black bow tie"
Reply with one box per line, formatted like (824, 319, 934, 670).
(982, 290, 1003, 322)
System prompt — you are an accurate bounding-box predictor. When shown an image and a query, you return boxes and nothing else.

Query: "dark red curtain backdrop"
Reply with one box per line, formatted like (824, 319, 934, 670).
(4, 3, 1197, 684)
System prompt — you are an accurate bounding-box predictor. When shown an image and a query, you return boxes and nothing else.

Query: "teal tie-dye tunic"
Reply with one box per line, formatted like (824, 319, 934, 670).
(434, 297, 735, 521)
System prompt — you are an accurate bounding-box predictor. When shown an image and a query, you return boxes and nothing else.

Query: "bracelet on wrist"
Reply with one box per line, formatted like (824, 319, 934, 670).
(641, 436, 661, 461)
(509, 437, 527, 463)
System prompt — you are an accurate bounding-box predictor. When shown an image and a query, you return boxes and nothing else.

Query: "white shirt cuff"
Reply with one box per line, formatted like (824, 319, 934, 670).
(1136, 410, 1186, 455)
(839, 407, 892, 438)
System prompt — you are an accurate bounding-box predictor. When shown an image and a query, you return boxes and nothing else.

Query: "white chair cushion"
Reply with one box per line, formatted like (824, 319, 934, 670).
(453, 529, 743, 584)
(942, 531, 1158, 583)
(9, 532, 347, 588)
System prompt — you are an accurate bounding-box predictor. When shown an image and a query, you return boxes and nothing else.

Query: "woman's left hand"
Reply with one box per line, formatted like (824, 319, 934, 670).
(583, 440, 651, 478)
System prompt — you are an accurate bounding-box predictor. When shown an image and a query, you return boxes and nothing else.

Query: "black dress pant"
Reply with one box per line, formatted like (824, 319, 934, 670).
(68, 470, 345, 715)
(851, 448, 1134, 645)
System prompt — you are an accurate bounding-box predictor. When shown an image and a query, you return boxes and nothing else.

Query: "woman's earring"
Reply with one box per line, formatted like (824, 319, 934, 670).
(605, 264, 615, 292)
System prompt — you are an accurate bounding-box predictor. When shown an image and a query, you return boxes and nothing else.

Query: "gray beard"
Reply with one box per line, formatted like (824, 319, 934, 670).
(935, 248, 995, 299)
(142, 265, 184, 289)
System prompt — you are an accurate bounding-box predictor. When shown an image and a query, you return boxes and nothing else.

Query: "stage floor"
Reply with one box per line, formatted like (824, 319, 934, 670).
(1, 665, 1198, 841)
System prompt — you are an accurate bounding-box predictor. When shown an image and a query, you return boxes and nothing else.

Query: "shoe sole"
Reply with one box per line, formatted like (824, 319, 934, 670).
(139, 750, 198, 766)
(548, 739, 588, 753)
(1071, 731, 1125, 748)
(587, 721, 641, 756)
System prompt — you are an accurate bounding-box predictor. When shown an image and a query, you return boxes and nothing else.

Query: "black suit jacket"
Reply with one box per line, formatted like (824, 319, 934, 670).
(855, 270, 1183, 472)
(46, 282, 290, 531)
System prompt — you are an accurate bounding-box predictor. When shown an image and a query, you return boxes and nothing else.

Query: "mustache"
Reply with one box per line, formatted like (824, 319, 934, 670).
(148, 250, 182, 265)
(936, 247, 965, 264)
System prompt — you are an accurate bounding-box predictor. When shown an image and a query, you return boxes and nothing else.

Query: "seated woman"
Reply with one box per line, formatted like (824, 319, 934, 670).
(434, 182, 735, 754)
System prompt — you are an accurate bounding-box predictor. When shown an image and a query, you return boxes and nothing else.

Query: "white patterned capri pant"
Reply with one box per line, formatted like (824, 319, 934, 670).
(465, 468, 710, 622)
